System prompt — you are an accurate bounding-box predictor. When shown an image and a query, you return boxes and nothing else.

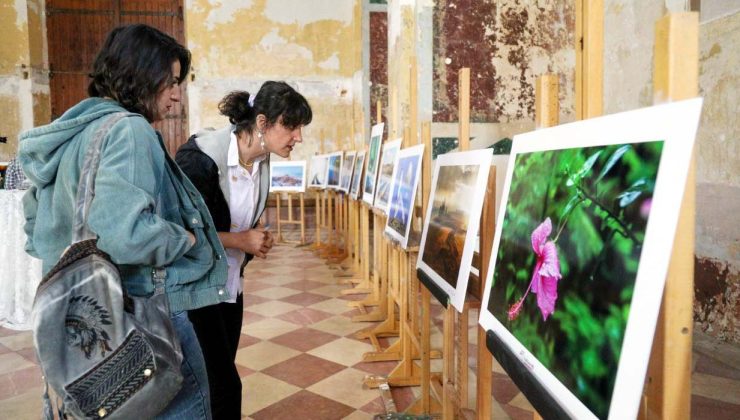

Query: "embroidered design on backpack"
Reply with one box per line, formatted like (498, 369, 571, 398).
(65, 295, 113, 359)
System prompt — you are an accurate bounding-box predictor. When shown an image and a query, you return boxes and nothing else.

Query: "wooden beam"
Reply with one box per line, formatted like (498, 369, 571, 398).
(644, 12, 698, 420)
(575, 0, 603, 119)
(535, 74, 560, 129)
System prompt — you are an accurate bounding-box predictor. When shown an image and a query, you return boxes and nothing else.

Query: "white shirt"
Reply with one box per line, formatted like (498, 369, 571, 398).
(224, 132, 264, 302)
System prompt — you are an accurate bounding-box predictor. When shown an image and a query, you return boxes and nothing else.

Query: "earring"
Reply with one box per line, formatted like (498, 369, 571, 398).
(259, 131, 266, 151)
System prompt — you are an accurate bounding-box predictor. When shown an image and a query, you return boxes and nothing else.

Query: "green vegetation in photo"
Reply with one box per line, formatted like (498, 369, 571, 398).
(487, 141, 664, 418)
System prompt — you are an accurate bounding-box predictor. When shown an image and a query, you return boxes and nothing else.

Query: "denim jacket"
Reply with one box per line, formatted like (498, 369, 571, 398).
(19, 98, 229, 312)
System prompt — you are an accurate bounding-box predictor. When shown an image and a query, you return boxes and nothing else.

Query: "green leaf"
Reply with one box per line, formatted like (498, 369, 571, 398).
(618, 191, 642, 207)
(617, 178, 647, 207)
(596, 145, 631, 183)
(576, 150, 603, 179)
(561, 195, 581, 221)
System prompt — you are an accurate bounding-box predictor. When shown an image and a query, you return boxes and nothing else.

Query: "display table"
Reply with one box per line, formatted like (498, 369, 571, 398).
(0, 189, 42, 330)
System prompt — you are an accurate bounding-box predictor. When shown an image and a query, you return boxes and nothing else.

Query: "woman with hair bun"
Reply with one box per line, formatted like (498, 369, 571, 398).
(175, 81, 312, 419)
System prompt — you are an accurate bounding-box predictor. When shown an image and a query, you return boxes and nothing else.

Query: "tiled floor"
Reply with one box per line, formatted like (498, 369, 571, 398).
(1, 227, 739, 418)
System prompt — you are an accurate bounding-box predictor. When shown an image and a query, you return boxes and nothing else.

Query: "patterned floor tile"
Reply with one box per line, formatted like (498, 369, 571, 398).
(261, 353, 346, 388)
(243, 294, 271, 307)
(0, 366, 44, 400)
(279, 291, 331, 306)
(250, 390, 355, 420)
(307, 367, 379, 409)
(269, 327, 341, 353)
(241, 372, 301, 416)
(246, 300, 302, 317)
(0, 334, 34, 352)
(235, 341, 301, 371)
(238, 334, 261, 349)
(0, 354, 34, 376)
(310, 315, 369, 338)
(282, 280, 328, 292)
(277, 308, 334, 326)
(243, 280, 275, 293)
(251, 287, 301, 300)
(241, 317, 301, 340)
(308, 337, 372, 367)
(242, 310, 267, 325)
(359, 396, 386, 415)
(307, 298, 358, 315)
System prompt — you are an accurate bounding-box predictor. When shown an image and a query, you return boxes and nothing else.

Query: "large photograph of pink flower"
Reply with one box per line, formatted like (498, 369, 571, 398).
(487, 141, 663, 418)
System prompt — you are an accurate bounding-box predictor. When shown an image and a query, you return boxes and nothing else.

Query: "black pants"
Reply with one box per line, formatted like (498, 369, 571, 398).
(188, 293, 243, 420)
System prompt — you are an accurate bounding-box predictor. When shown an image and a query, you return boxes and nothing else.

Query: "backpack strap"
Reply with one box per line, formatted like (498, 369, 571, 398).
(72, 112, 133, 243)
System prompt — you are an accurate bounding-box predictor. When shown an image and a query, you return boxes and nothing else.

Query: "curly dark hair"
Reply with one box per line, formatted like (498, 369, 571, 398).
(87, 24, 191, 122)
(218, 81, 312, 135)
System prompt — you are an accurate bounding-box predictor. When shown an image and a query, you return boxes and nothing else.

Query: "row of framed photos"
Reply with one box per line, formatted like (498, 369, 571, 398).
(270, 99, 702, 420)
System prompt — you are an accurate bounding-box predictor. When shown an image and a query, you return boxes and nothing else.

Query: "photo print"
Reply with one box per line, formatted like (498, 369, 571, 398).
(308, 154, 328, 189)
(269, 160, 306, 193)
(326, 151, 343, 190)
(385, 144, 425, 248)
(479, 99, 703, 419)
(339, 151, 356, 193)
(363, 123, 385, 204)
(417, 149, 492, 311)
(373, 138, 402, 211)
(350, 151, 366, 200)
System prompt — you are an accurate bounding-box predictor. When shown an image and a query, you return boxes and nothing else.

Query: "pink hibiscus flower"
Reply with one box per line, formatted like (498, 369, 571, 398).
(508, 218, 563, 321)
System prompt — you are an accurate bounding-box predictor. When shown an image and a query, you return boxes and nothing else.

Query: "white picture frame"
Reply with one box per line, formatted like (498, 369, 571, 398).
(350, 151, 366, 200)
(325, 151, 343, 190)
(478, 99, 703, 420)
(269, 160, 307, 193)
(384, 144, 425, 249)
(339, 151, 356, 194)
(362, 123, 385, 204)
(308, 154, 328, 189)
(373, 138, 402, 212)
(416, 149, 492, 312)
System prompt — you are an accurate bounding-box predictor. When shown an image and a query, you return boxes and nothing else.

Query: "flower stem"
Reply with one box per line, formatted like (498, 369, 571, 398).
(575, 183, 641, 245)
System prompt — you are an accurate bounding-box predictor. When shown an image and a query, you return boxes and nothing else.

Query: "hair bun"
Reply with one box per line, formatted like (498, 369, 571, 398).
(218, 91, 255, 125)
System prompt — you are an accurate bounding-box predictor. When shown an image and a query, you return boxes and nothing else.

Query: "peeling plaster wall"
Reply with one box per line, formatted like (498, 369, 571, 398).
(605, 1, 739, 344)
(185, 0, 363, 160)
(431, 0, 574, 147)
(694, 10, 739, 343)
(387, 0, 416, 138)
(603, 0, 666, 114)
(0, 0, 49, 162)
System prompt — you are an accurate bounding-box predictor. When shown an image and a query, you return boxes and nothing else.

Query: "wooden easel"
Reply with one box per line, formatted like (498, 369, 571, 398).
(488, 8, 696, 420)
(643, 12, 697, 420)
(345, 102, 388, 311)
(275, 191, 306, 245)
(363, 60, 442, 393)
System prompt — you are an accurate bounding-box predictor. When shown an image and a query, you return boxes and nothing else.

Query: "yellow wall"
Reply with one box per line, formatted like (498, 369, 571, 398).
(185, 0, 364, 161)
(0, 0, 49, 162)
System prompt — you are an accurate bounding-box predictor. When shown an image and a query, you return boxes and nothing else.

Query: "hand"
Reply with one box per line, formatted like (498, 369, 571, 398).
(234, 228, 272, 258)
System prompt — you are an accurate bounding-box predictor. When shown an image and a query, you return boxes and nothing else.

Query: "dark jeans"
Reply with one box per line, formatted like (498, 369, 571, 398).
(188, 293, 243, 420)
(155, 310, 212, 420)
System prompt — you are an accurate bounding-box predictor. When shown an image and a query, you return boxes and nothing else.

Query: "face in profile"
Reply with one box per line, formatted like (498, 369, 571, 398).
(264, 117, 303, 158)
(153, 60, 182, 122)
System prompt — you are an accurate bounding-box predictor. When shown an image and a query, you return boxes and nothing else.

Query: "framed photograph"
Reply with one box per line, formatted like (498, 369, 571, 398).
(478, 99, 703, 420)
(269, 160, 306, 193)
(363, 123, 385, 204)
(416, 149, 493, 312)
(308, 154, 328, 189)
(325, 151, 343, 190)
(350, 151, 366, 200)
(339, 151, 356, 193)
(384, 144, 425, 248)
(373, 138, 402, 211)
